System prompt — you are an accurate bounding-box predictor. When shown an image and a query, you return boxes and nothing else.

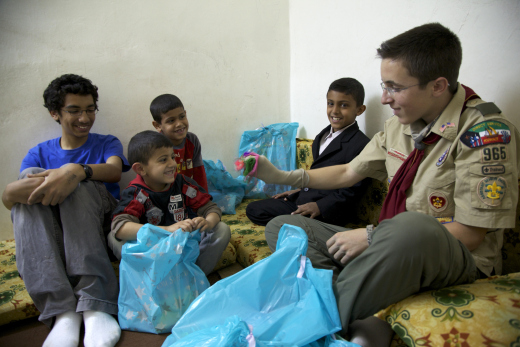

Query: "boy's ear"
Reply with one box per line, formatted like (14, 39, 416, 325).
(152, 121, 162, 132)
(132, 162, 146, 176)
(356, 105, 367, 116)
(432, 77, 450, 96)
(50, 110, 60, 122)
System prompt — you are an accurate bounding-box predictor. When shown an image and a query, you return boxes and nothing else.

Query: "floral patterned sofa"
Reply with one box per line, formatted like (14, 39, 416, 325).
(1, 138, 519, 346)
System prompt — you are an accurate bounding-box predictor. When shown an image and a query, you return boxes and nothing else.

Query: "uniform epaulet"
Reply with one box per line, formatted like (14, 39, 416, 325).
(474, 102, 502, 116)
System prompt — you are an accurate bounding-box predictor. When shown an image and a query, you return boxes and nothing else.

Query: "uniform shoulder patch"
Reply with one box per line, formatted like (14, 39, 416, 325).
(460, 120, 511, 148)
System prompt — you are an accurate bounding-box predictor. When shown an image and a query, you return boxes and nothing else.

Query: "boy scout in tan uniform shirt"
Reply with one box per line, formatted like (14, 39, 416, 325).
(350, 83, 520, 276)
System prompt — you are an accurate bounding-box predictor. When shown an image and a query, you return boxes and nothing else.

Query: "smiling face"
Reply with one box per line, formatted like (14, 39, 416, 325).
(152, 107, 189, 146)
(380, 58, 439, 125)
(138, 146, 177, 191)
(50, 93, 96, 149)
(326, 91, 365, 132)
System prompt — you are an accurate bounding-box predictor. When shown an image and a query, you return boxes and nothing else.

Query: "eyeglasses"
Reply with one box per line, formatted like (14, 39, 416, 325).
(61, 108, 98, 117)
(380, 82, 421, 96)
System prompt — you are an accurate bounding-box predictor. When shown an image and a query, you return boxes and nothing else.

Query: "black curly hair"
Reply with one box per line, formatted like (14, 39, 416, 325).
(43, 74, 99, 123)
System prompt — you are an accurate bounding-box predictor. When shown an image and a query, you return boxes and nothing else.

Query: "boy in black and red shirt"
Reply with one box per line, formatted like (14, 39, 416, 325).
(150, 94, 208, 192)
(108, 131, 230, 275)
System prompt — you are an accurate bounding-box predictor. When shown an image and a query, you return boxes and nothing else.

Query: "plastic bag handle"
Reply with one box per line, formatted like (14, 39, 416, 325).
(297, 255, 306, 279)
(246, 324, 256, 347)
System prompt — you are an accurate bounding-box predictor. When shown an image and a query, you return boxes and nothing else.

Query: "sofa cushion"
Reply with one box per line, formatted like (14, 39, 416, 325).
(221, 199, 271, 268)
(377, 272, 520, 346)
(0, 239, 39, 325)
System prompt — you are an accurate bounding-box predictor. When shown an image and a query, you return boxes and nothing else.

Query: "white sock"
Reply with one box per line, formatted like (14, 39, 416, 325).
(43, 311, 82, 347)
(83, 310, 121, 347)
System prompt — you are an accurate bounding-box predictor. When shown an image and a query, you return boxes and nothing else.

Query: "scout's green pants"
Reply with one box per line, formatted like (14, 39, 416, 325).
(264, 212, 478, 334)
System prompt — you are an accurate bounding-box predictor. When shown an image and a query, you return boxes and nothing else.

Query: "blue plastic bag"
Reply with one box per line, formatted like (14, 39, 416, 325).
(237, 122, 299, 198)
(168, 315, 359, 347)
(203, 159, 247, 214)
(118, 224, 210, 333)
(162, 223, 346, 346)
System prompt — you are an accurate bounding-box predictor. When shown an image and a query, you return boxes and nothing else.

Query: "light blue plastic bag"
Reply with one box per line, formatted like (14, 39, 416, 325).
(162, 223, 347, 346)
(168, 315, 359, 347)
(118, 224, 210, 334)
(237, 122, 299, 198)
(203, 159, 247, 214)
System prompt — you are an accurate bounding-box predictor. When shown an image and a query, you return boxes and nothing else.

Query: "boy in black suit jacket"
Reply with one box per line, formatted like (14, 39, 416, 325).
(246, 78, 370, 227)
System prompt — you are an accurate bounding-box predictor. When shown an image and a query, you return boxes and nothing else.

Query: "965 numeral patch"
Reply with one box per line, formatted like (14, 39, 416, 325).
(481, 145, 508, 163)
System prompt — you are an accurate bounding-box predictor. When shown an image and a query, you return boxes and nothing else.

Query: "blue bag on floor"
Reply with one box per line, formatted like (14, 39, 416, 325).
(168, 315, 359, 347)
(237, 122, 299, 198)
(118, 224, 210, 334)
(162, 224, 349, 347)
(203, 159, 247, 214)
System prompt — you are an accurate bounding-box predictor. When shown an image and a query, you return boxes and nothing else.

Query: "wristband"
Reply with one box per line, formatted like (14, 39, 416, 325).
(366, 224, 374, 246)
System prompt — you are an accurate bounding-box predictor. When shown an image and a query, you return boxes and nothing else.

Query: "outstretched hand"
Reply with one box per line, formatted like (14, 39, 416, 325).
(326, 228, 368, 265)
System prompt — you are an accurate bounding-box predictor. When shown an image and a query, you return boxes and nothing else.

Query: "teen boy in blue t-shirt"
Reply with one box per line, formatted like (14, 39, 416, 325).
(2, 74, 130, 347)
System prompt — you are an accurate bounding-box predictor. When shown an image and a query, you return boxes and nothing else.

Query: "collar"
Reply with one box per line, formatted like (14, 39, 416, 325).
(323, 121, 355, 140)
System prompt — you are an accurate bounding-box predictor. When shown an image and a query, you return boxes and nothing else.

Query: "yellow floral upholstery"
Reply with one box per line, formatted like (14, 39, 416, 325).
(296, 138, 314, 170)
(221, 199, 270, 268)
(0, 239, 39, 325)
(378, 273, 520, 346)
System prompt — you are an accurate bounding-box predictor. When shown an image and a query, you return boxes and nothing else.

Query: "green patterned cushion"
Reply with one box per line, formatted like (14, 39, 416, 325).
(221, 199, 272, 268)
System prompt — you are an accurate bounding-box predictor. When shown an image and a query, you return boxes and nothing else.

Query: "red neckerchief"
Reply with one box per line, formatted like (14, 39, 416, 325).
(378, 85, 479, 223)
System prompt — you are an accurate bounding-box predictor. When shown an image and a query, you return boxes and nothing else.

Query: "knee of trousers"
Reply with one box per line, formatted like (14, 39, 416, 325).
(19, 167, 45, 179)
(264, 215, 292, 252)
(375, 211, 448, 256)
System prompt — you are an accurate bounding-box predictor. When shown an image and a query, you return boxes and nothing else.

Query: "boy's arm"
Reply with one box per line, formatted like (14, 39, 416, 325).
(26, 156, 123, 206)
(251, 154, 366, 189)
(2, 177, 45, 210)
(192, 200, 222, 231)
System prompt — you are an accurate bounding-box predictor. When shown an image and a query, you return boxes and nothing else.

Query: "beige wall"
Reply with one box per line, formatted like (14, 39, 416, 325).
(0, 0, 290, 240)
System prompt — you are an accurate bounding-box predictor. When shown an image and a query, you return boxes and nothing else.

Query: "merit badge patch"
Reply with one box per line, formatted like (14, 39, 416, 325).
(429, 192, 448, 212)
(477, 176, 507, 206)
(388, 148, 408, 162)
(436, 147, 450, 167)
(481, 165, 505, 175)
(460, 120, 511, 148)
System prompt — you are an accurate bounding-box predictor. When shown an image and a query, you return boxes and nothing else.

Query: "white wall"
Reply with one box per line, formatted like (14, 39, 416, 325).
(290, 0, 520, 139)
(0, 0, 290, 240)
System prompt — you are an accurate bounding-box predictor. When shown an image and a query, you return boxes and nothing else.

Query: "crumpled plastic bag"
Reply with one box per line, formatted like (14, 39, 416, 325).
(237, 122, 299, 198)
(162, 223, 356, 346)
(203, 159, 247, 214)
(118, 224, 209, 333)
